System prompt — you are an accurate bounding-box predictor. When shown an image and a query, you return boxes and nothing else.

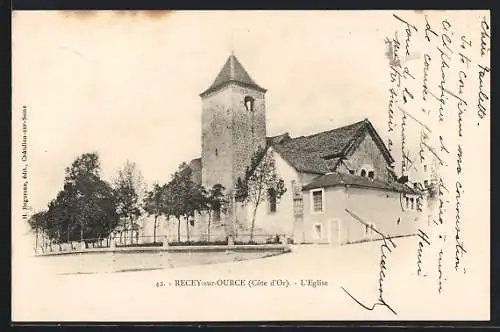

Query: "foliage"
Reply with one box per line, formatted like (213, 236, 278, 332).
(163, 163, 206, 242)
(143, 183, 165, 218)
(27, 211, 48, 232)
(30, 153, 119, 244)
(113, 160, 145, 221)
(143, 183, 167, 242)
(201, 183, 226, 242)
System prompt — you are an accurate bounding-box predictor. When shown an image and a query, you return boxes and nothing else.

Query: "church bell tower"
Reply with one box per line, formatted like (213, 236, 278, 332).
(200, 54, 267, 193)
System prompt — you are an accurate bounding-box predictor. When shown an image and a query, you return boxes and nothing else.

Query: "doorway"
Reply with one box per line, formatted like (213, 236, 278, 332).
(328, 219, 341, 245)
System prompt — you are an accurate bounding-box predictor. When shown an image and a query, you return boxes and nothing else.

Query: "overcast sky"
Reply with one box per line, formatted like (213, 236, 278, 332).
(12, 10, 487, 211)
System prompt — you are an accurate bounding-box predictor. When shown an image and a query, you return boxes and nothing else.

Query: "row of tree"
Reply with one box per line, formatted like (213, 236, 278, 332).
(142, 165, 226, 243)
(28, 146, 287, 247)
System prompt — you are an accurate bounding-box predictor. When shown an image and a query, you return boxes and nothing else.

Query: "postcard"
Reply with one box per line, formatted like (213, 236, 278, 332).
(11, 10, 490, 322)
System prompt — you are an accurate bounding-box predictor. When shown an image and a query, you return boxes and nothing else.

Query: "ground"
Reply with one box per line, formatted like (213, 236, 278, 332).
(12, 236, 488, 321)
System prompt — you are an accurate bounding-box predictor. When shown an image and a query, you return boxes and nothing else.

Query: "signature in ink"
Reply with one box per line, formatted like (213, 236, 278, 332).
(341, 209, 398, 315)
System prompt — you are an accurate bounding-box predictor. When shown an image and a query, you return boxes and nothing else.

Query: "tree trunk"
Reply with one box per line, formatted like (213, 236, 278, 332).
(186, 217, 190, 242)
(153, 215, 158, 243)
(35, 228, 38, 253)
(250, 204, 258, 243)
(177, 218, 181, 242)
(130, 216, 134, 245)
(80, 221, 83, 242)
(250, 189, 262, 243)
(207, 212, 211, 242)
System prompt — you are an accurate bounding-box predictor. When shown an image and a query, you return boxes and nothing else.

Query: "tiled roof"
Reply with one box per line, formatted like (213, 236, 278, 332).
(268, 119, 393, 174)
(200, 55, 266, 97)
(302, 172, 418, 194)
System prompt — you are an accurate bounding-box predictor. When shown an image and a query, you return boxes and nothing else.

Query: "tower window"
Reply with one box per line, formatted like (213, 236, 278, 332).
(244, 96, 255, 112)
(368, 171, 374, 179)
(360, 169, 367, 177)
(215, 148, 218, 157)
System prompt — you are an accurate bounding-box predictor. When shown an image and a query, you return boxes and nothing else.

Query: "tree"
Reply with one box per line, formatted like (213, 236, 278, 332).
(67, 153, 119, 245)
(113, 160, 145, 244)
(164, 163, 205, 242)
(184, 182, 205, 242)
(143, 183, 166, 243)
(203, 184, 226, 242)
(35, 153, 119, 248)
(28, 210, 48, 251)
(234, 146, 287, 242)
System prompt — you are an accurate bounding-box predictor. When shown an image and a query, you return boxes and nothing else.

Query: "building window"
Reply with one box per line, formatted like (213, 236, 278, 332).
(410, 197, 415, 210)
(313, 223, 322, 240)
(406, 197, 410, 209)
(215, 148, 218, 157)
(311, 189, 324, 213)
(424, 180, 429, 187)
(424, 164, 428, 172)
(349, 169, 355, 175)
(244, 96, 254, 112)
(368, 171, 374, 179)
(360, 169, 367, 177)
(268, 188, 277, 213)
(293, 199, 303, 216)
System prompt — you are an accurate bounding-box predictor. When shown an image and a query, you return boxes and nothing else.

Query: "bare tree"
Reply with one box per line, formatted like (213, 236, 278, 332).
(235, 146, 287, 243)
(113, 160, 146, 244)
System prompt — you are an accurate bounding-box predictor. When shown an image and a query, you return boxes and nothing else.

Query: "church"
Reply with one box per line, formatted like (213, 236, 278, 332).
(153, 54, 427, 245)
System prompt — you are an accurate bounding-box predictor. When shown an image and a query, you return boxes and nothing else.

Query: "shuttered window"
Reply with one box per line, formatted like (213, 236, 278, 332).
(293, 199, 303, 216)
(312, 190, 323, 213)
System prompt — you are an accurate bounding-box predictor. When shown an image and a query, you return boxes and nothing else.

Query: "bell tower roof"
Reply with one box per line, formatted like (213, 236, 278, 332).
(200, 54, 266, 97)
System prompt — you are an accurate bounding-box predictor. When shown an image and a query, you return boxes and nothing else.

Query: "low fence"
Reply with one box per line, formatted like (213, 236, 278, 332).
(34, 232, 289, 254)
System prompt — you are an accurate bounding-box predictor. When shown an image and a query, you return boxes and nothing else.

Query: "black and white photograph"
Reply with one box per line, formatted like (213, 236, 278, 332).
(12, 10, 490, 321)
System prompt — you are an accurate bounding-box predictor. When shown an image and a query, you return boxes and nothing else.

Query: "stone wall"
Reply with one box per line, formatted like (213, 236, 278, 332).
(201, 83, 266, 192)
(231, 85, 266, 185)
(339, 133, 393, 182)
(201, 87, 234, 190)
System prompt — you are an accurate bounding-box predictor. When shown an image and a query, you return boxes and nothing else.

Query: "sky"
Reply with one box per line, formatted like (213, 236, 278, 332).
(12, 10, 488, 212)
